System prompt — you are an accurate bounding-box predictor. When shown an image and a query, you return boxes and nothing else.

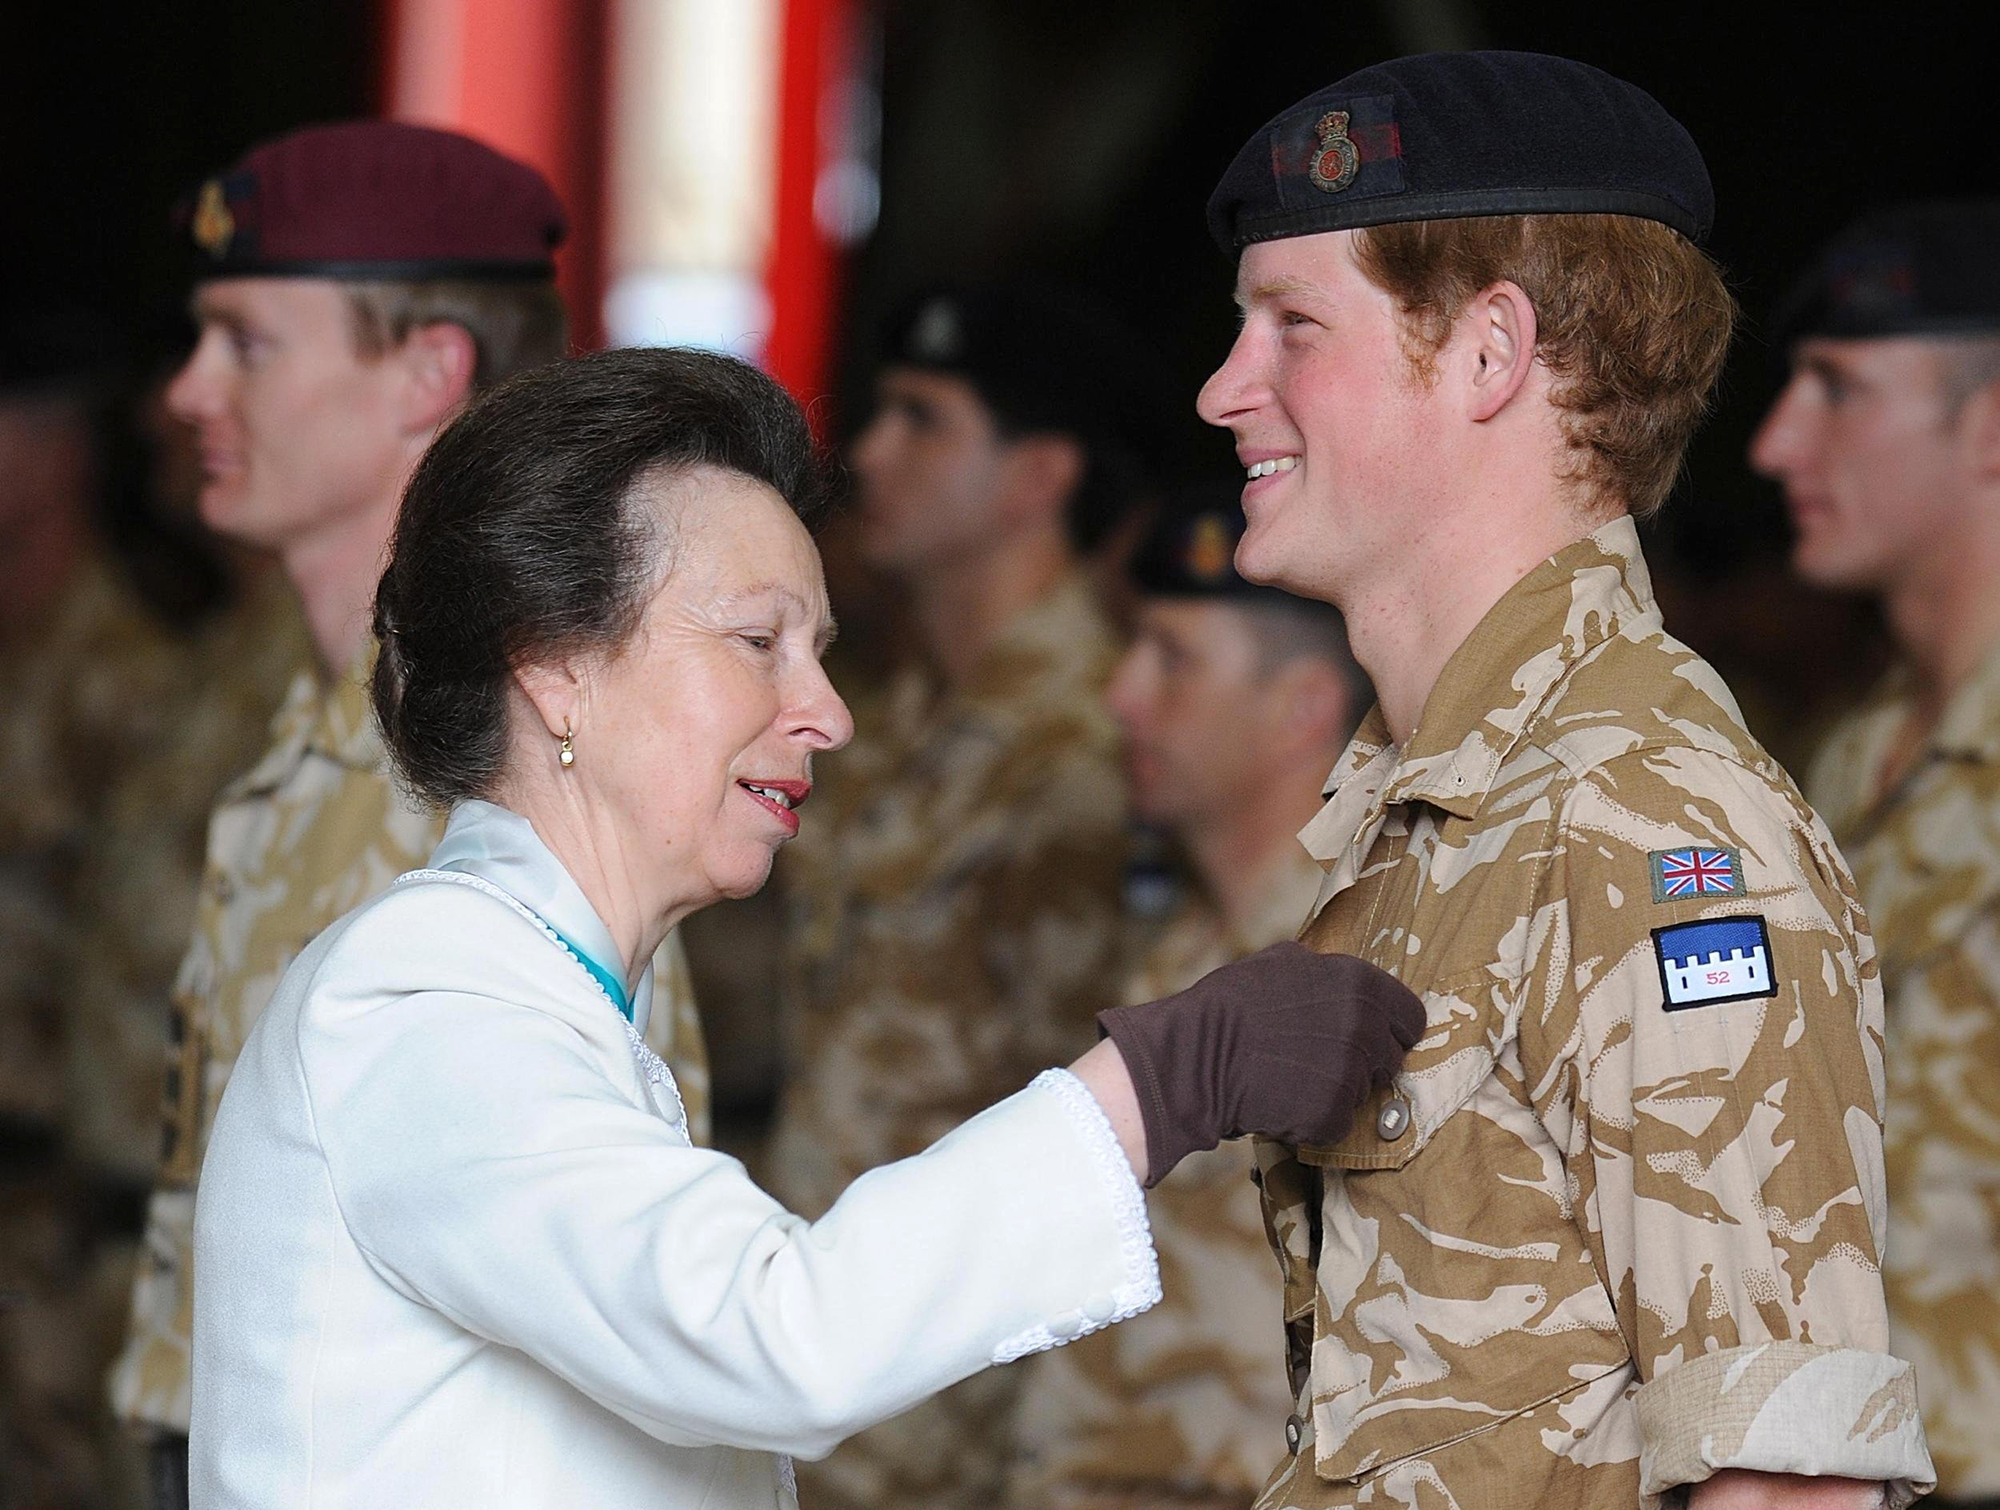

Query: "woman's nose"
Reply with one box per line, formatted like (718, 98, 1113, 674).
(794, 662, 854, 752)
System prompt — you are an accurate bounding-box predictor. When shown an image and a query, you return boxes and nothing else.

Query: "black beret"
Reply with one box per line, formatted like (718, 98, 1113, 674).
(1773, 200, 2000, 344)
(1207, 51, 1712, 255)
(1130, 481, 1299, 604)
(178, 120, 567, 281)
(878, 280, 1154, 449)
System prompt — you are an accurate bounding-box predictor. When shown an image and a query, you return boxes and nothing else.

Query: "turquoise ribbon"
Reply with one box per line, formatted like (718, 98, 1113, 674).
(543, 919, 634, 1022)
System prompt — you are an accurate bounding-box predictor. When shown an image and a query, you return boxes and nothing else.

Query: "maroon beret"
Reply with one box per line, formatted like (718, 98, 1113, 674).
(182, 120, 566, 281)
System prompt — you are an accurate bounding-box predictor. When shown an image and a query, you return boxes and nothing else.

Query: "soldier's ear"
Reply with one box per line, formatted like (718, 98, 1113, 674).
(396, 320, 480, 435)
(998, 433, 1085, 529)
(1461, 280, 1538, 425)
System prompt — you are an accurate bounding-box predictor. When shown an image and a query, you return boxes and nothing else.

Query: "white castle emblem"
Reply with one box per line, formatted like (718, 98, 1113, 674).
(1656, 940, 1768, 1008)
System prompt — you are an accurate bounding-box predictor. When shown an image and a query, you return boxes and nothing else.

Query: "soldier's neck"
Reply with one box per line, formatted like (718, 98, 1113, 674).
(1882, 511, 2000, 715)
(280, 489, 404, 678)
(1186, 780, 1323, 942)
(905, 530, 1071, 690)
(1347, 501, 1606, 749)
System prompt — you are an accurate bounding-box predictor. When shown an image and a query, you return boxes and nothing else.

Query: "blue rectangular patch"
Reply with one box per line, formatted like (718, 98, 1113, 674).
(1648, 847, 1743, 902)
(1653, 915, 1778, 1012)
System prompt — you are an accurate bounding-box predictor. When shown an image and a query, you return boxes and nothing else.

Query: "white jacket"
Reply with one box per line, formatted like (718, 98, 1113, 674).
(190, 802, 1158, 1508)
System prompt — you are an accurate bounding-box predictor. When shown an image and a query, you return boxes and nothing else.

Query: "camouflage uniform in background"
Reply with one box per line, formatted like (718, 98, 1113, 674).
(110, 649, 710, 1441)
(1809, 641, 2000, 1502)
(1256, 517, 1933, 1510)
(65, 571, 309, 1186)
(0, 555, 232, 1510)
(1008, 846, 1322, 1510)
(0, 559, 182, 1137)
(767, 573, 1128, 1510)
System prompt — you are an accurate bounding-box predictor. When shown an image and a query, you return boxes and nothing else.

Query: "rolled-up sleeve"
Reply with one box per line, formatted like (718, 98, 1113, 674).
(1536, 753, 1933, 1506)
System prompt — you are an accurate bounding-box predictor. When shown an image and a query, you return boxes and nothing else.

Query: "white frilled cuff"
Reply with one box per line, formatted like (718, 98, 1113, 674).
(990, 1069, 1161, 1364)
(1635, 1340, 1935, 1509)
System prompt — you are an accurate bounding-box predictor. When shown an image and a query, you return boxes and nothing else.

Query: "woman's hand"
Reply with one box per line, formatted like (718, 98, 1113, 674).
(1091, 942, 1425, 1187)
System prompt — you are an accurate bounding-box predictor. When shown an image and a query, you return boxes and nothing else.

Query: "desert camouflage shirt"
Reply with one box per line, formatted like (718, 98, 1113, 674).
(0, 557, 193, 1138)
(65, 571, 309, 1184)
(109, 649, 710, 1435)
(0, 558, 299, 1506)
(1008, 844, 1323, 1509)
(1257, 516, 1933, 1510)
(767, 573, 1128, 1510)
(1809, 638, 2000, 1501)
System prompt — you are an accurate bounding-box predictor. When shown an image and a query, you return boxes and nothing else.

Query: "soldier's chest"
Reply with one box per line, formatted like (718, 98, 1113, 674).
(183, 758, 439, 1052)
(1293, 784, 1561, 1175)
(809, 721, 1020, 908)
(1307, 796, 1549, 993)
(1844, 756, 2000, 989)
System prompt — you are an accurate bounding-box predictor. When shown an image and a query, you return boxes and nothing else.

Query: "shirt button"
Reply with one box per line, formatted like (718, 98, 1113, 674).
(1285, 1412, 1304, 1455)
(1377, 1096, 1412, 1141)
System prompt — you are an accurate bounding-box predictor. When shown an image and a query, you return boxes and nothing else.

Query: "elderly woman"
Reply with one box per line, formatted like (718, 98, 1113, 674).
(188, 347, 1420, 1508)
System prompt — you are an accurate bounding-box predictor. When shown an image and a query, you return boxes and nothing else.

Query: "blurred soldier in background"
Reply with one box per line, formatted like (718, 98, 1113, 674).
(106, 121, 709, 1510)
(1202, 52, 1931, 1507)
(1753, 200, 2000, 1508)
(765, 281, 1150, 1510)
(0, 313, 304, 1509)
(1007, 486, 1366, 1510)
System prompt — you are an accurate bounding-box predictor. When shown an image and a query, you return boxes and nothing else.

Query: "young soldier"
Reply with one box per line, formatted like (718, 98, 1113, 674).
(765, 281, 1146, 1510)
(110, 122, 708, 1509)
(1008, 488, 1367, 1509)
(1752, 201, 2000, 1509)
(1199, 53, 1933, 1509)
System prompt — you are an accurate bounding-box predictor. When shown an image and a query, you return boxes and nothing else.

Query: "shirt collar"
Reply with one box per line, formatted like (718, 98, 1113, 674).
(1927, 631, 2000, 764)
(1298, 711, 1396, 865)
(311, 647, 387, 769)
(962, 572, 1109, 703)
(1377, 514, 1658, 821)
(428, 799, 654, 1031)
(230, 643, 388, 797)
(902, 572, 1110, 709)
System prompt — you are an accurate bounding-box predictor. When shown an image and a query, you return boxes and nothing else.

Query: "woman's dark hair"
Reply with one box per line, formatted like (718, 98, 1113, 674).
(372, 345, 825, 808)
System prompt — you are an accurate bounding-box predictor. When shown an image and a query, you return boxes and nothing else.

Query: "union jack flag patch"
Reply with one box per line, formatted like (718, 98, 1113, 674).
(1649, 846, 1743, 902)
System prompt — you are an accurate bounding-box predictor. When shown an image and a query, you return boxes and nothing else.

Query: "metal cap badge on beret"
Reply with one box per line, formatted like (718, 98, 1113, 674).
(1773, 200, 2000, 344)
(1130, 482, 1296, 604)
(179, 120, 567, 280)
(1207, 51, 1713, 255)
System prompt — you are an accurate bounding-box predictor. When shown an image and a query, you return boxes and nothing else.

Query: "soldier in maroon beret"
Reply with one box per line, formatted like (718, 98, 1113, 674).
(165, 119, 568, 612)
(105, 121, 656, 1510)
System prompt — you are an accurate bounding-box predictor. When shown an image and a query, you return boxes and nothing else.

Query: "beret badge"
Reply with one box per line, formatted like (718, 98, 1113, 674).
(191, 179, 236, 259)
(1186, 513, 1235, 583)
(1307, 111, 1360, 195)
(909, 297, 964, 363)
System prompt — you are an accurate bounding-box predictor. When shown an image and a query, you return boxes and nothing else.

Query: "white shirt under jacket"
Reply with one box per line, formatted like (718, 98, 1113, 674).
(190, 800, 1159, 1509)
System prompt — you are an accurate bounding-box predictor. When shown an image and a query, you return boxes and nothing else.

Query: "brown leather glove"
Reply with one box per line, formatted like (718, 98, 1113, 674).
(1097, 942, 1425, 1188)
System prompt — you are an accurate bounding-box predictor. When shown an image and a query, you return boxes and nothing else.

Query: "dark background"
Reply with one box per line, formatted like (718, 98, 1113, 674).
(8, 0, 1998, 755)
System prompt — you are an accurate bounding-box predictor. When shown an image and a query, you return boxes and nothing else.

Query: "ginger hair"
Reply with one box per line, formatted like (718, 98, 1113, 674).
(1353, 213, 1736, 517)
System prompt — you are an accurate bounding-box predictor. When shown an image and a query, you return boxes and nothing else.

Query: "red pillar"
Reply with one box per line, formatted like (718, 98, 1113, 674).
(377, 0, 611, 351)
(764, 0, 851, 424)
